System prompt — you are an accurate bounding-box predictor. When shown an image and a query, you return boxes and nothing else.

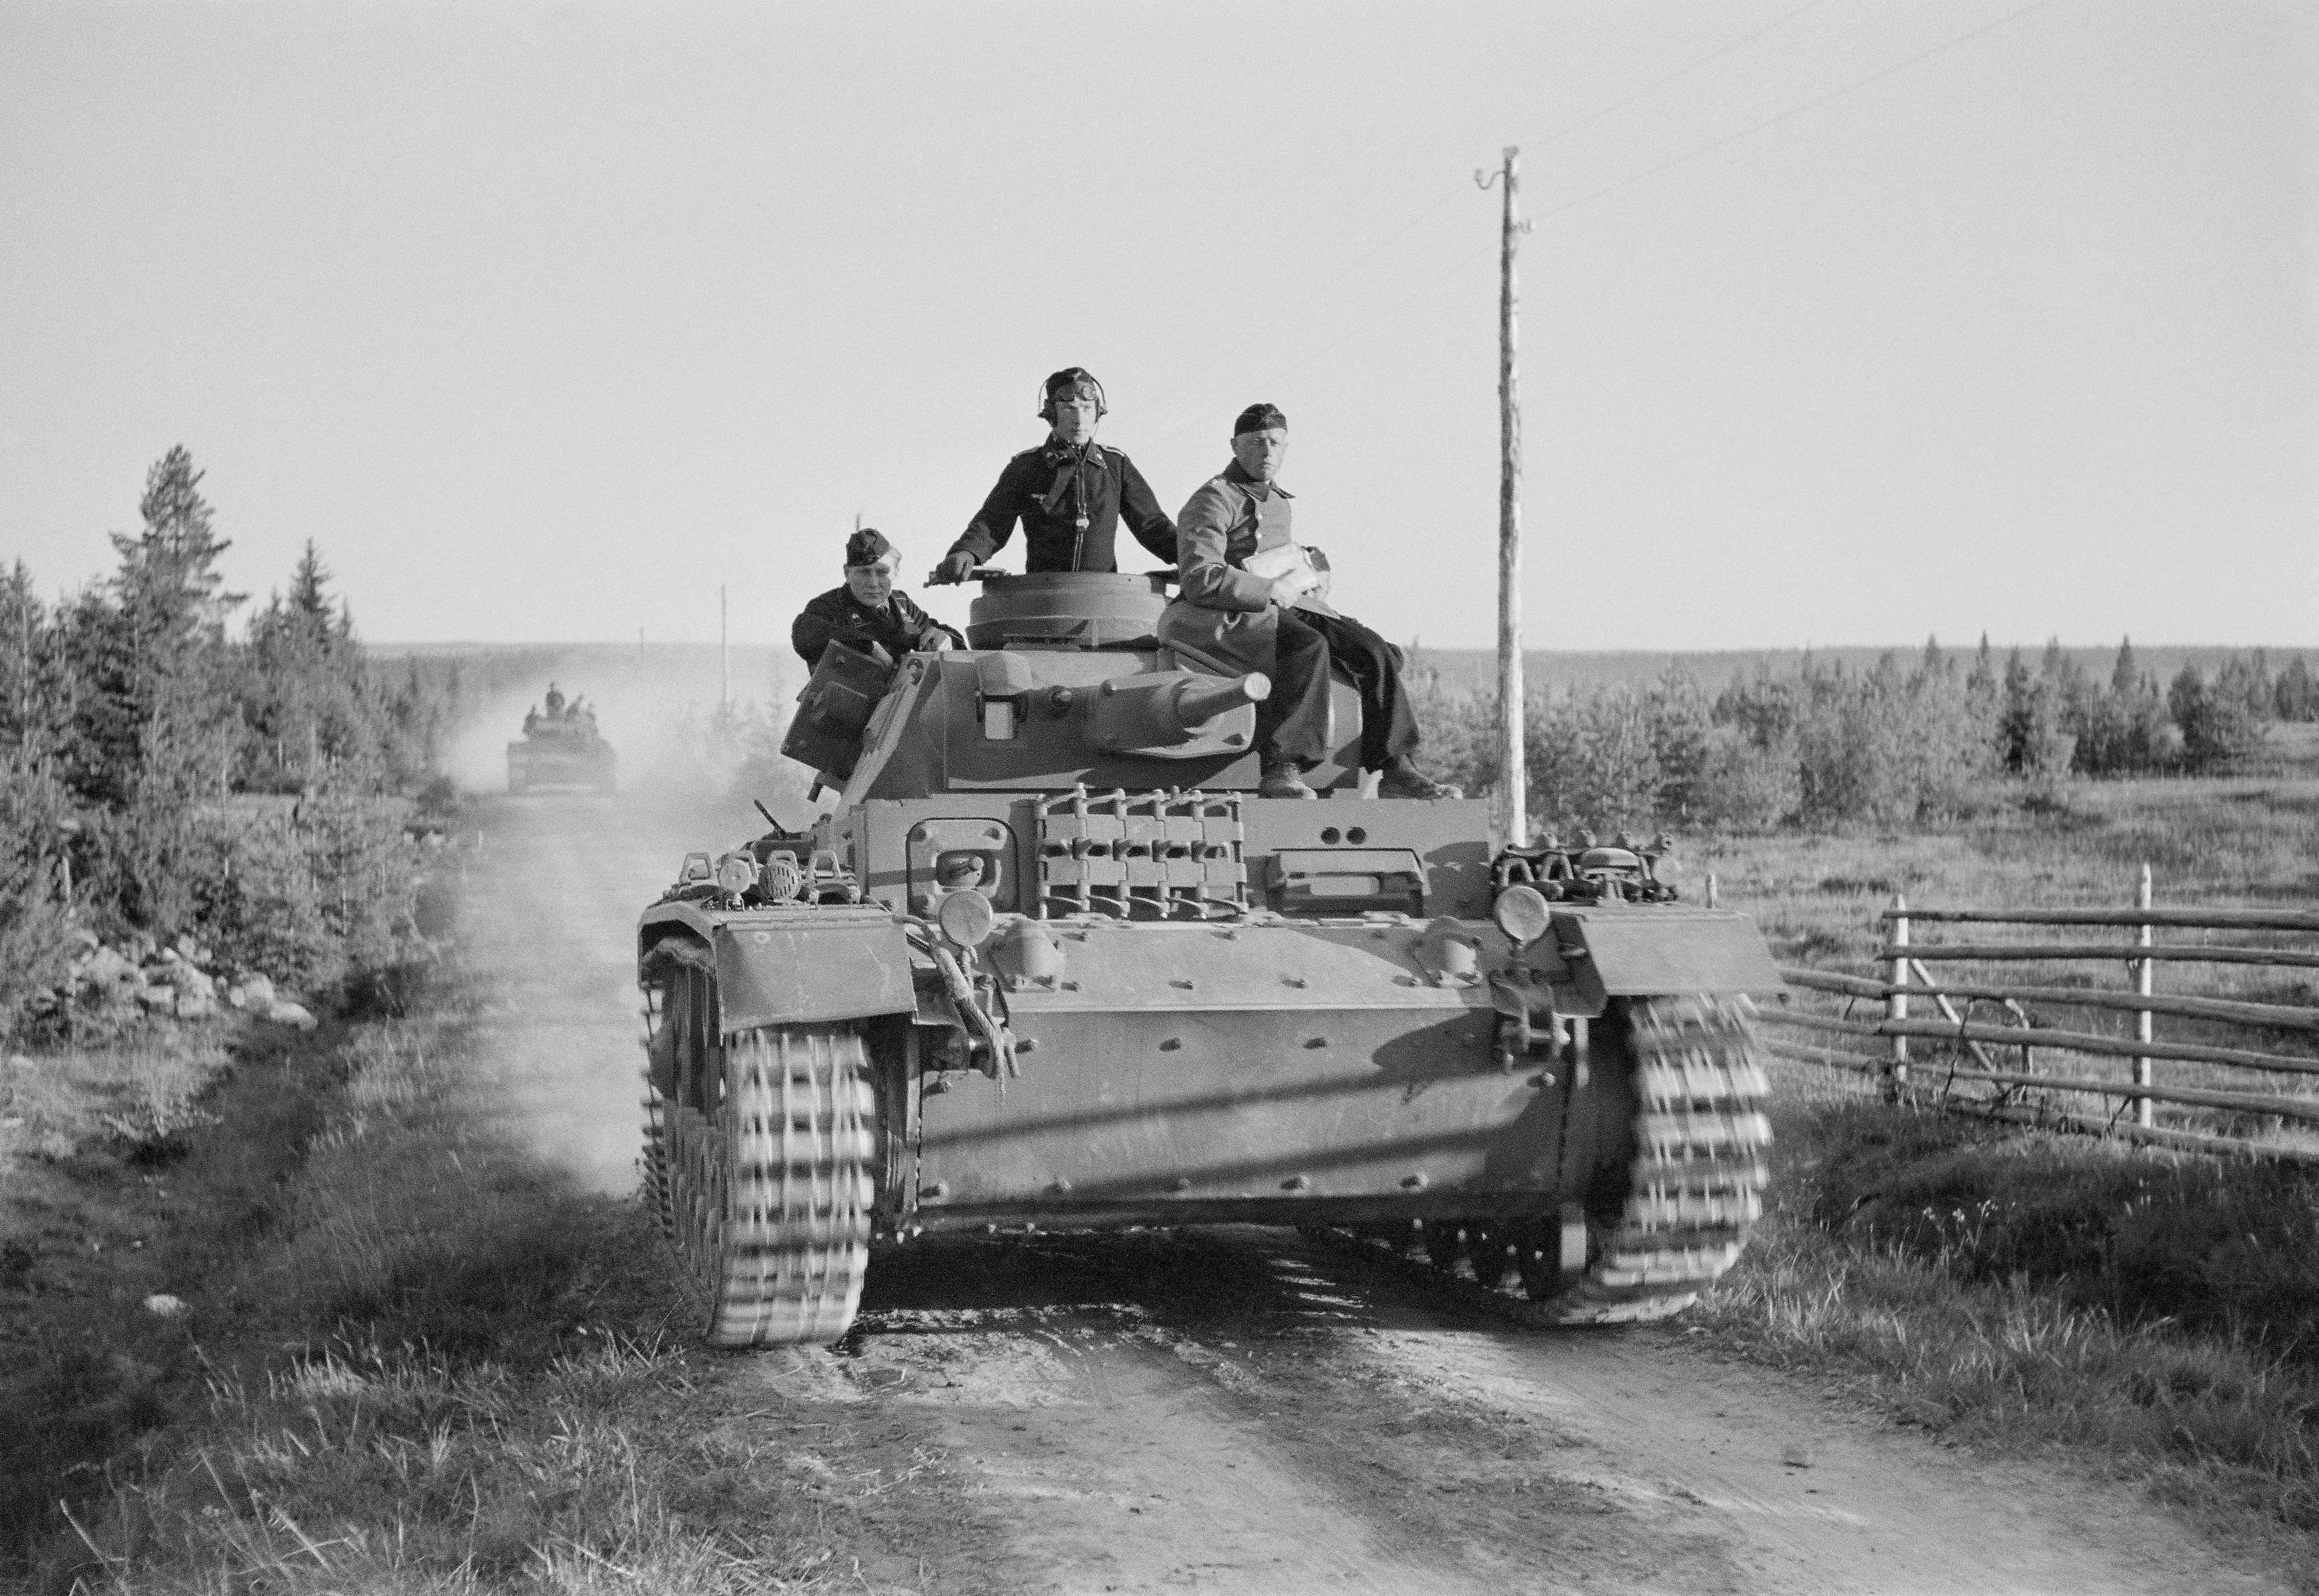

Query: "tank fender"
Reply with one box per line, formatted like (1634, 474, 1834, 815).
(712, 915, 917, 1033)
(1544, 907, 1782, 999)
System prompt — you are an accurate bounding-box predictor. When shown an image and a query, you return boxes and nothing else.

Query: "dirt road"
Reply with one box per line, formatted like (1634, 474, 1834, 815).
(458, 792, 2289, 1596)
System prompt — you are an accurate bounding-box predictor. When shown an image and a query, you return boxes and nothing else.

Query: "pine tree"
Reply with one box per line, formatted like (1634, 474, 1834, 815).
(2111, 636, 2138, 695)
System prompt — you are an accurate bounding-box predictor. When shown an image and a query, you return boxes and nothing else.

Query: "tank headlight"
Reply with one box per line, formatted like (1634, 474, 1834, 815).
(936, 888, 996, 949)
(715, 853, 758, 896)
(1492, 884, 1551, 946)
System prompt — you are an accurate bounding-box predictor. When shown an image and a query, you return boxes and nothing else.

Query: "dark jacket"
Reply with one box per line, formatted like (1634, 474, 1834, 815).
(791, 586, 962, 669)
(947, 438, 1178, 573)
(1157, 460, 1337, 677)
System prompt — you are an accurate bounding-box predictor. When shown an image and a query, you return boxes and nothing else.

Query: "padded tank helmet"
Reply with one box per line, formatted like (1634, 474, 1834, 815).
(1037, 367, 1107, 422)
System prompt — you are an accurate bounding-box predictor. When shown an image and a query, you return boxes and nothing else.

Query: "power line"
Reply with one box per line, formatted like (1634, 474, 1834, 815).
(1188, 0, 2057, 405)
(1515, 0, 1827, 155)
(1534, 0, 2055, 223)
(1148, 0, 1832, 423)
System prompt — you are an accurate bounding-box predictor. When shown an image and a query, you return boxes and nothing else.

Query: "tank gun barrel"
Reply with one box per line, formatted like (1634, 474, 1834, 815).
(1088, 669, 1269, 753)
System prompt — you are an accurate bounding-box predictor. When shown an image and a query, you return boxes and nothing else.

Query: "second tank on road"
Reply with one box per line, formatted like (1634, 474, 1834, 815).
(508, 683, 616, 794)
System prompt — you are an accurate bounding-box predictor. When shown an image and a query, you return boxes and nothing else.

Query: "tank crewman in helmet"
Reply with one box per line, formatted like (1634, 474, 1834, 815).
(543, 682, 567, 719)
(928, 367, 1179, 583)
(1160, 404, 1460, 801)
(792, 529, 965, 669)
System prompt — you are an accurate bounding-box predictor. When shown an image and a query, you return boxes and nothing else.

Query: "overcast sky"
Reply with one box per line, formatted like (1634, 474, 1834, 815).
(2, 0, 2312, 653)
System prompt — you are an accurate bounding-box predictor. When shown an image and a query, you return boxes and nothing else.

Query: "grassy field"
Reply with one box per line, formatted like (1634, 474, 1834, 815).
(2, 964, 928, 1592)
(1690, 743, 2319, 1584)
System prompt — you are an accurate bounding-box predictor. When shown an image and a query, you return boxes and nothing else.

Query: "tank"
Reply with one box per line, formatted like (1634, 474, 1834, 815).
(636, 572, 1778, 1346)
(507, 687, 616, 793)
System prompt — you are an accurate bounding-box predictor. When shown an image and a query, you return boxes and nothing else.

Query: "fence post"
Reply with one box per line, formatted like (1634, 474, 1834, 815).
(1887, 894, 1909, 1098)
(2133, 862, 2154, 1128)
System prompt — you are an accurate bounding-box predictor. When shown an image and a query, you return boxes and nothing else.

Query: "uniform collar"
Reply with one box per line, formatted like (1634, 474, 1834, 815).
(1042, 434, 1105, 467)
(1223, 458, 1292, 499)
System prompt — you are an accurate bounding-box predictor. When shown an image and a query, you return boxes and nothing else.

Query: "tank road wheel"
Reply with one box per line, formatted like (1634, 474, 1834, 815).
(1523, 994, 1771, 1327)
(1422, 1220, 1466, 1275)
(644, 962, 876, 1347)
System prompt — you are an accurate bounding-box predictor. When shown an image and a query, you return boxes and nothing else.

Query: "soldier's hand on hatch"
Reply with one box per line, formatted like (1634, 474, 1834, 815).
(929, 550, 977, 585)
(923, 632, 954, 652)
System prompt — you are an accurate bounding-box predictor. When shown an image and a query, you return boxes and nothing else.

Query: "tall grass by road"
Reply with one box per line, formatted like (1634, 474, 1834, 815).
(1687, 762, 2319, 1586)
(27, 991, 923, 1595)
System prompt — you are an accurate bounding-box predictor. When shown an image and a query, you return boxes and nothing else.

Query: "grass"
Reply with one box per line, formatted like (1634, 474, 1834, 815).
(1694, 1080, 2319, 1585)
(0, 1033, 231, 1169)
(1684, 762, 2319, 1585)
(12, 982, 926, 1595)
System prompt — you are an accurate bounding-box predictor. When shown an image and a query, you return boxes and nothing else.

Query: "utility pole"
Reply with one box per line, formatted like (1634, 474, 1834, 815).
(1477, 146, 1526, 847)
(719, 585, 730, 711)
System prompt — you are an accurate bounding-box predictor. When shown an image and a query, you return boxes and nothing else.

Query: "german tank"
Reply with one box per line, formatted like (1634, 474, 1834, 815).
(636, 571, 1777, 1346)
(507, 687, 616, 793)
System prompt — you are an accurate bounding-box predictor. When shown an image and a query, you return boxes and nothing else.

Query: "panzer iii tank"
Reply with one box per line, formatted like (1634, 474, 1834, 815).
(636, 571, 1777, 1347)
(507, 687, 616, 793)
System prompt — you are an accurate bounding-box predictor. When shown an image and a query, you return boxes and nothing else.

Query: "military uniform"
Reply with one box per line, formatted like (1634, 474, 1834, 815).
(791, 587, 961, 669)
(946, 438, 1179, 575)
(1162, 459, 1419, 774)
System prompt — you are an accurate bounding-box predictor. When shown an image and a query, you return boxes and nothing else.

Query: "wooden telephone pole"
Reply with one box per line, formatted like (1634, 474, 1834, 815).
(1477, 146, 1526, 846)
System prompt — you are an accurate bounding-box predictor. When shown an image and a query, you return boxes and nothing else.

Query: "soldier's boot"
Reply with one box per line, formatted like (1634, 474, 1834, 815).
(1377, 758, 1460, 800)
(1260, 760, 1317, 800)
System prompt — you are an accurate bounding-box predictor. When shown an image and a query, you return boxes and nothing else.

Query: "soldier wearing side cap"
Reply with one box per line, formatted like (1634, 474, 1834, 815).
(1161, 404, 1458, 801)
(930, 367, 1179, 583)
(792, 529, 963, 670)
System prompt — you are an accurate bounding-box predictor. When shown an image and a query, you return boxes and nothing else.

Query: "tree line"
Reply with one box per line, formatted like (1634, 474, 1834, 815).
(1412, 634, 2305, 838)
(2, 448, 464, 1037)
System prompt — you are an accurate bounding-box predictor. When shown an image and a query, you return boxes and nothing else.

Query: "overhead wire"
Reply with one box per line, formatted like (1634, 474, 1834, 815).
(1512, 0, 1826, 155)
(1184, 0, 2058, 409)
(1531, 0, 2055, 224)
(1146, 0, 1833, 437)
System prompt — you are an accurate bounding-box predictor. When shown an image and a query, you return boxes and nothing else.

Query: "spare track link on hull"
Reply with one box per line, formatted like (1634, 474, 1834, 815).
(643, 1000, 876, 1348)
(1330, 994, 1770, 1327)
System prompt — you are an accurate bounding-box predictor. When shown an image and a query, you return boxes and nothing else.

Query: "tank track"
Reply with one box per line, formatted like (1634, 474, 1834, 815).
(644, 1017, 876, 1347)
(1333, 994, 1770, 1326)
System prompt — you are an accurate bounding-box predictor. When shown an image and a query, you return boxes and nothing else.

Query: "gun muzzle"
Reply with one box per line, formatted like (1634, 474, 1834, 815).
(1168, 671, 1269, 733)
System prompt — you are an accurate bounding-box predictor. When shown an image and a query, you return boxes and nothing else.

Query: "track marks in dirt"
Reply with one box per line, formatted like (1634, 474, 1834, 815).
(709, 1226, 2294, 1596)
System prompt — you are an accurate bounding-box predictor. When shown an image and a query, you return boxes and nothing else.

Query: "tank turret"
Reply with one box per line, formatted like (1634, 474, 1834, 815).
(641, 567, 1779, 1348)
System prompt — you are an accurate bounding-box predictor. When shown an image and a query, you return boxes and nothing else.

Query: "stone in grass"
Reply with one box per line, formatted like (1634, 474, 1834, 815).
(226, 973, 276, 1013)
(155, 962, 216, 1000)
(76, 945, 138, 990)
(174, 987, 219, 1021)
(265, 1000, 319, 1032)
(135, 984, 176, 1011)
(142, 1293, 189, 1319)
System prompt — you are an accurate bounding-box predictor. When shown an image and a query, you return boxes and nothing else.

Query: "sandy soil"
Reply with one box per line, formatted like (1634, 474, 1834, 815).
(461, 790, 2295, 1596)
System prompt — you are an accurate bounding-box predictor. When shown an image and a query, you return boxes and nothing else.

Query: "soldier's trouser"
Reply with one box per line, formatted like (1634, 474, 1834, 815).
(1259, 609, 1421, 771)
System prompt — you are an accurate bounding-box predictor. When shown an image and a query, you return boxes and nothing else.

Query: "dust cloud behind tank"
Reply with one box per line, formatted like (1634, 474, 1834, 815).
(635, 570, 1781, 1347)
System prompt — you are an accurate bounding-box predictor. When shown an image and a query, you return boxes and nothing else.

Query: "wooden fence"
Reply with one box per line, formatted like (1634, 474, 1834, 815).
(1760, 868, 2319, 1165)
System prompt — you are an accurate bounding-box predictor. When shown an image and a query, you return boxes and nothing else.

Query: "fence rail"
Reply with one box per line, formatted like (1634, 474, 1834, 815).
(1767, 872, 2319, 1166)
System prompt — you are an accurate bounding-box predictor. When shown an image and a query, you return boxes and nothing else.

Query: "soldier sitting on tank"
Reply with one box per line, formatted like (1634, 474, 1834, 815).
(1161, 403, 1459, 802)
(543, 682, 566, 719)
(928, 367, 1179, 584)
(792, 528, 964, 670)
